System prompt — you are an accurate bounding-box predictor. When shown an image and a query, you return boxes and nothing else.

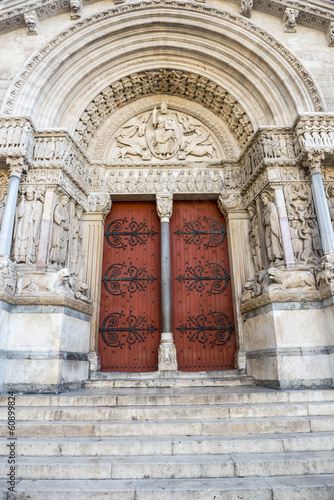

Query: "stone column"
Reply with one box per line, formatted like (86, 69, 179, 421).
(218, 192, 253, 371)
(0, 158, 25, 258)
(272, 185, 295, 268)
(306, 152, 334, 255)
(83, 194, 111, 372)
(156, 193, 177, 371)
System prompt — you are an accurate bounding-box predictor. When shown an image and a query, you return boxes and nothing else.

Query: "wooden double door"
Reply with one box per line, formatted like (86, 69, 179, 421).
(98, 200, 236, 372)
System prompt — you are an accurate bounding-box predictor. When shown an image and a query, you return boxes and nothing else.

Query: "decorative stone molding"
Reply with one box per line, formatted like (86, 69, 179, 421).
(240, 0, 253, 18)
(105, 168, 224, 195)
(87, 193, 111, 219)
(283, 8, 299, 32)
(295, 115, 334, 153)
(70, 0, 82, 19)
(6, 157, 26, 178)
(75, 69, 253, 151)
(24, 10, 38, 35)
(156, 194, 173, 222)
(3, 1, 324, 116)
(327, 22, 334, 46)
(0, 0, 333, 36)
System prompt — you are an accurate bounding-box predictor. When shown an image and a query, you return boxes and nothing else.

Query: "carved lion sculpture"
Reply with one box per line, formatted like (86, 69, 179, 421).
(316, 262, 334, 288)
(17, 268, 72, 295)
(267, 267, 315, 290)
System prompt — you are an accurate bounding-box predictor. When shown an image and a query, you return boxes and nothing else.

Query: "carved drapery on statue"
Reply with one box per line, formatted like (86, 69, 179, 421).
(109, 104, 218, 162)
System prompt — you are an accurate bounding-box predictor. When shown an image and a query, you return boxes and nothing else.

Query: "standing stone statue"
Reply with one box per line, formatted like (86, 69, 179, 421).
(261, 192, 283, 265)
(248, 204, 263, 271)
(50, 195, 70, 266)
(290, 219, 304, 262)
(68, 206, 83, 276)
(13, 187, 44, 264)
(327, 184, 334, 232)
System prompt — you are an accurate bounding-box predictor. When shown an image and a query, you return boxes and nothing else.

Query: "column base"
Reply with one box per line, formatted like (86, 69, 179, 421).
(158, 337, 178, 371)
(88, 351, 101, 373)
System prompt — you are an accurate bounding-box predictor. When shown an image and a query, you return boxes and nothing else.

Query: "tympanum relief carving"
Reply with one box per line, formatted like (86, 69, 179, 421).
(109, 104, 218, 162)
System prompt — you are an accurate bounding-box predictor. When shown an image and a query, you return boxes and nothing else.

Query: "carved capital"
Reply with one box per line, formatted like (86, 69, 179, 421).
(217, 191, 243, 217)
(6, 157, 25, 178)
(305, 151, 325, 175)
(156, 194, 173, 222)
(88, 193, 112, 219)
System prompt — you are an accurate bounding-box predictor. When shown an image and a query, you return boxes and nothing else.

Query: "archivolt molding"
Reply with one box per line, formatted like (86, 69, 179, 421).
(81, 72, 248, 156)
(2, 0, 324, 123)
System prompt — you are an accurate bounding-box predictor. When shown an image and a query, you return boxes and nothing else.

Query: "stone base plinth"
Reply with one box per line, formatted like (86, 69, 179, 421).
(243, 297, 334, 389)
(0, 301, 91, 393)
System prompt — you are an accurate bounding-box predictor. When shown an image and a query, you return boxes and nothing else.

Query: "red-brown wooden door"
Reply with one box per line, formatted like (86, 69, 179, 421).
(171, 200, 236, 371)
(98, 202, 161, 372)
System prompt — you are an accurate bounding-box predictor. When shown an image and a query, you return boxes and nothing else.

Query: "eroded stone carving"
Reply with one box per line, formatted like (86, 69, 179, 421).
(49, 195, 70, 267)
(316, 260, 334, 288)
(70, 0, 82, 19)
(261, 192, 283, 265)
(283, 8, 299, 33)
(326, 184, 334, 232)
(296, 116, 334, 152)
(110, 105, 218, 162)
(327, 22, 334, 48)
(88, 193, 112, 218)
(0, 258, 17, 295)
(248, 204, 263, 271)
(268, 267, 316, 290)
(68, 205, 83, 276)
(240, 0, 253, 18)
(13, 186, 45, 265)
(158, 342, 178, 371)
(24, 11, 38, 35)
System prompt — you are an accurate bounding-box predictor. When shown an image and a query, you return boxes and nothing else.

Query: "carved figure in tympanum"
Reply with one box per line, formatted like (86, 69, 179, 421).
(13, 187, 44, 265)
(261, 192, 283, 265)
(50, 195, 70, 267)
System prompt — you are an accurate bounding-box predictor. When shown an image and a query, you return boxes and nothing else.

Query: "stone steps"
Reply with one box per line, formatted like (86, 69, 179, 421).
(0, 432, 333, 456)
(1, 451, 334, 480)
(2, 401, 334, 421)
(1, 475, 334, 500)
(1, 386, 334, 498)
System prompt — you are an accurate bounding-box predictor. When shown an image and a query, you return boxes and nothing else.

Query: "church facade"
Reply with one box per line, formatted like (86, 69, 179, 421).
(0, 0, 334, 393)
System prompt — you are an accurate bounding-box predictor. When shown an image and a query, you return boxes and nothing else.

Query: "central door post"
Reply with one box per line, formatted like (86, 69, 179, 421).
(156, 193, 178, 371)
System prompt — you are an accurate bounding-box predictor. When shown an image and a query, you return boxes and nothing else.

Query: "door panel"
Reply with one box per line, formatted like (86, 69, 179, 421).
(171, 200, 236, 371)
(98, 201, 161, 372)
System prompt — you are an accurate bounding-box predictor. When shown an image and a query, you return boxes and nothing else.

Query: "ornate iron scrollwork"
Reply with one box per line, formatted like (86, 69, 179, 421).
(175, 261, 230, 294)
(102, 262, 157, 297)
(105, 218, 157, 249)
(176, 311, 234, 347)
(100, 311, 157, 349)
(174, 217, 226, 248)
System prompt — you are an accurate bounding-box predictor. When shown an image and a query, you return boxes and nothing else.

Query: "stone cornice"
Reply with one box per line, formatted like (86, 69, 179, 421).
(0, 0, 334, 34)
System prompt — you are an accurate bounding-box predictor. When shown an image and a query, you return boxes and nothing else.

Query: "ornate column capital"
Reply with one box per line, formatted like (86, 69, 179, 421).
(156, 194, 173, 223)
(88, 193, 112, 220)
(304, 151, 325, 175)
(217, 191, 244, 218)
(6, 157, 26, 178)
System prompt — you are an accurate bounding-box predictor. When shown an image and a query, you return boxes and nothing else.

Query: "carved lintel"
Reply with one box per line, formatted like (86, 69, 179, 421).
(70, 0, 82, 19)
(327, 22, 334, 48)
(305, 151, 325, 175)
(24, 11, 38, 35)
(283, 8, 299, 33)
(240, 0, 253, 18)
(6, 157, 25, 178)
(158, 340, 178, 371)
(88, 193, 112, 219)
(156, 193, 173, 222)
(217, 191, 243, 217)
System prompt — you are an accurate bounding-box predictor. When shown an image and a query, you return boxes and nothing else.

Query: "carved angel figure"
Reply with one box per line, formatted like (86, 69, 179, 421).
(261, 193, 283, 264)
